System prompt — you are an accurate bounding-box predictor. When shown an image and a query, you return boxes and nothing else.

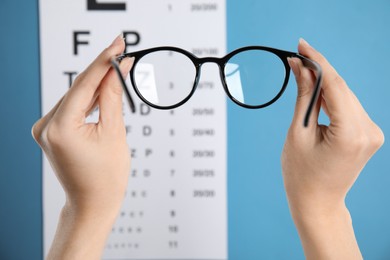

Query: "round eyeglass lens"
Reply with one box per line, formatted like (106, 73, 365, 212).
(133, 50, 196, 107)
(224, 49, 286, 107)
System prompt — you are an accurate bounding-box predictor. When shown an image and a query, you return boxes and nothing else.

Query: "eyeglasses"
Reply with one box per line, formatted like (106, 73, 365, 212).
(111, 46, 322, 127)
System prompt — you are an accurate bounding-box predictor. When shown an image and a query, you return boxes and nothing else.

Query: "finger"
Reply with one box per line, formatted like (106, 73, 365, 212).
(31, 95, 65, 145)
(98, 57, 134, 128)
(85, 92, 100, 118)
(298, 38, 351, 125)
(321, 92, 330, 118)
(77, 34, 125, 91)
(288, 57, 320, 130)
(59, 34, 126, 124)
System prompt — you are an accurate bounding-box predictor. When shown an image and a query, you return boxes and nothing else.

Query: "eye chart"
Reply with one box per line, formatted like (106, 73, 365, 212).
(39, 0, 226, 259)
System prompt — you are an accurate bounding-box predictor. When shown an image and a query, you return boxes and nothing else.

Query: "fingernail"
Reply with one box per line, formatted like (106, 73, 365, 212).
(119, 57, 134, 77)
(299, 38, 310, 47)
(111, 33, 124, 46)
(288, 57, 300, 77)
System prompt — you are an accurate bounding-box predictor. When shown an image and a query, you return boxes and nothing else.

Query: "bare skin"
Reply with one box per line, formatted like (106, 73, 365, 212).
(32, 36, 384, 259)
(283, 39, 384, 259)
(32, 34, 133, 259)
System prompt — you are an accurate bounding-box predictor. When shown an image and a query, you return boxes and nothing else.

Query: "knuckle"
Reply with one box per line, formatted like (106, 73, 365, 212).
(296, 84, 312, 99)
(32, 118, 65, 151)
(295, 77, 313, 99)
(72, 72, 85, 86)
(314, 52, 327, 65)
(368, 124, 385, 151)
(331, 74, 347, 87)
(45, 121, 64, 148)
(337, 124, 385, 156)
(349, 133, 369, 152)
(31, 120, 43, 145)
(103, 46, 117, 60)
(285, 127, 306, 149)
(111, 83, 123, 96)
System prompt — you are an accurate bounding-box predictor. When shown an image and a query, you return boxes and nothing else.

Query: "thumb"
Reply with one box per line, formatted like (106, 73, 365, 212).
(98, 57, 134, 128)
(297, 38, 350, 126)
(288, 56, 319, 129)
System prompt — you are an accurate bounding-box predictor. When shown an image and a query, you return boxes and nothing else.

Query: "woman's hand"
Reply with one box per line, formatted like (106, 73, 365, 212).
(282, 39, 384, 259)
(32, 34, 133, 259)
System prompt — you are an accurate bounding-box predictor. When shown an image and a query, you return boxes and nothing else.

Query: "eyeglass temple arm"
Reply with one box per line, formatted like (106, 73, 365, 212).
(111, 55, 136, 113)
(294, 54, 323, 127)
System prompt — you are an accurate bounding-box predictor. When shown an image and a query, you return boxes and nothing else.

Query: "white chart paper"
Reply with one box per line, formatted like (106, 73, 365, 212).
(39, 0, 227, 259)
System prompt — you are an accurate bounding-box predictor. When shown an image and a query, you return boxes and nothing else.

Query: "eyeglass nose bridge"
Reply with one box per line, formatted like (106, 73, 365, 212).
(196, 56, 224, 65)
(192, 56, 239, 107)
(193, 56, 225, 82)
(192, 55, 226, 87)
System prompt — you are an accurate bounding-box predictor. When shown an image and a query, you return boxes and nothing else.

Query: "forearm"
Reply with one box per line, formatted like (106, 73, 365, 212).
(47, 202, 119, 260)
(290, 202, 362, 260)
(282, 38, 383, 260)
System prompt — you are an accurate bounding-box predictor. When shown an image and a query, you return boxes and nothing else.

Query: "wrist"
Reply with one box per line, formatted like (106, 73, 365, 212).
(62, 197, 122, 227)
(288, 201, 362, 260)
(47, 202, 119, 260)
(64, 186, 126, 217)
(290, 200, 351, 234)
(288, 195, 347, 222)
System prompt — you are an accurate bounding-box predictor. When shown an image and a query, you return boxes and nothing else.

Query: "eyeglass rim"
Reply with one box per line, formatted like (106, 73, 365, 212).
(221, 47, 292, 110)
(112, 45, 322, 127)
(129, 47, 200, 111)
(122, 46, 295, 110)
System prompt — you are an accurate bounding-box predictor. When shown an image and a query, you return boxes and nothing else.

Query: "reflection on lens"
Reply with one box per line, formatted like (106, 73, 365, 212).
(133, 50, 196, 107)
(224, 50, 286, 107)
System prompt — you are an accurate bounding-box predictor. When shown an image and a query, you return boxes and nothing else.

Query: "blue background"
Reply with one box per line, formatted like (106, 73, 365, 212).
(1, 0, 389, 259)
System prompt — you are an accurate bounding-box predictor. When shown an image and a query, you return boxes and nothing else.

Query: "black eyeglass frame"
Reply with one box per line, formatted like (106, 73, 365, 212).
(112, 46, 322, 127)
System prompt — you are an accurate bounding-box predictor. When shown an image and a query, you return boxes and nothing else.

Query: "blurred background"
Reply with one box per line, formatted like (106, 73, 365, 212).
(1, 0, 389, 259)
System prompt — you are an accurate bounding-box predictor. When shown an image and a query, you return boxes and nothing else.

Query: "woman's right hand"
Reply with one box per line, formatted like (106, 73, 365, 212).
(32, 34, 134, 259)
